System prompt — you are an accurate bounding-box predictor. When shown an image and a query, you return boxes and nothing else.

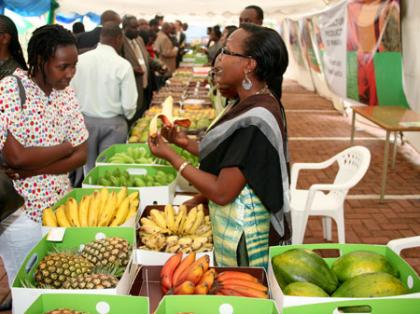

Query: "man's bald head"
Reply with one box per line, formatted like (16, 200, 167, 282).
(100, 10, 121, 25)
(239, 5, 264, 26)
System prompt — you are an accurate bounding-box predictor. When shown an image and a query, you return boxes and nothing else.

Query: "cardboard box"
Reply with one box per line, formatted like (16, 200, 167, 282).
(82, 165, 176, 211)
(282, 298, 420, 314)
(12, 227, 138, 314)
(41, 188, 139, 236)
(130, 265, 270, 313)
(268, 241, 420, 311)
(25, 293, 149, 314)
(135, 205, 214, 266)
(155, 295, 279, 314)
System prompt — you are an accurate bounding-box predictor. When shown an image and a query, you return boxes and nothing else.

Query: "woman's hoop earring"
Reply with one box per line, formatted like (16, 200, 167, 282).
(242, 72, 253, 90)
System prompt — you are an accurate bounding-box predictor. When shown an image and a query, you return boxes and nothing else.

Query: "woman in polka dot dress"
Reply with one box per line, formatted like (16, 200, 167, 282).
(0, 25, 88, 290)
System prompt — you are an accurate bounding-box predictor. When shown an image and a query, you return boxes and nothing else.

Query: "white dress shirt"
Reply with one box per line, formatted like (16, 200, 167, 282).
(71, 43, 138, 120)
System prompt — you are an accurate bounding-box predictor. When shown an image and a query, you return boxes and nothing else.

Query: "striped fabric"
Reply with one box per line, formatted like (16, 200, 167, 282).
(209, 184, 270, 269)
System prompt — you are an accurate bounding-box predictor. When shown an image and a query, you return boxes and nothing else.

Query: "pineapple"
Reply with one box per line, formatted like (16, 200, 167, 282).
(35, 253, 93, 288)
(81, 237, 130, 268)
(62, 273, 119, 289)
(44, 310, 88, 314)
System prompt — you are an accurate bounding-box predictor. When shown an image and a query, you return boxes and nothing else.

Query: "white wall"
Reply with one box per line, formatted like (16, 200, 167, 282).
(401, 0, 420, 152)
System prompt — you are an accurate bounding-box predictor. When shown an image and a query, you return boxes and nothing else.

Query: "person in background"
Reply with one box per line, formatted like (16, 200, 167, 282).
(154, 22, 178, 74)
(138, 17, 150, 44)
(146, 30, 158, 59)
(71, 23, 137, 174)
(220, 25, 238, 47)
(175, 20, 186, 68)
(122, 15, 165, 122)
(76, 10, 121, 53)
(183, 22, 189, 32)
(72, 21, 85, 35)
(149, 18, 160, 34)
(239, 5, 264, 26)
(148, 24, 290, 269)
(155, 14, 164, 27)
(0, 25, 88, 310)
(0, 15, 28, 80)
(207, 25, 222, 65)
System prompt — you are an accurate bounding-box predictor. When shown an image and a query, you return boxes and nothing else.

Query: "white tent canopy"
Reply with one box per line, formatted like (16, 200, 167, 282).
(57, 0, 340, 19)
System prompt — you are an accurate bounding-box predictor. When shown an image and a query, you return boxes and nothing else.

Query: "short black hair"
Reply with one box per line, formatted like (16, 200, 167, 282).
(240, 23, 288, 101)
(27, 24, 76, 81)
(149, 18, 159, 27)
(72, 21, 85, 34)
(224, 25, 238, 38)
(0, 14, 28, 71)
(100, 22, 123, 39)
(212, 25, 222, 40)
(245, 5, 264, 22)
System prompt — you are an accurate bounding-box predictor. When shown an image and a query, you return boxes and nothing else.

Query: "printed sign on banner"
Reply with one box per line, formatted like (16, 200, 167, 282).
(318, 1, 347, 97)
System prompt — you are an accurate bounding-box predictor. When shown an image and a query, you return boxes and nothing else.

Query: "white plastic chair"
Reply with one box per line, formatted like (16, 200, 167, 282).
(290, 146, 371, 244)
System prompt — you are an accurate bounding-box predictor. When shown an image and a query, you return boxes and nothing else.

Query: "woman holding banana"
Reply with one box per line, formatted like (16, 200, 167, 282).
(148, 24, 290, 269)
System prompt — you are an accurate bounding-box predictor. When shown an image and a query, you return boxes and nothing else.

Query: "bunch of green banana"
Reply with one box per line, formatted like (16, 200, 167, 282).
(108, 147, 155, 164)
(96, 168, 176, 187)
(139, 204, 213, 253)
(42, 188, 139, 227)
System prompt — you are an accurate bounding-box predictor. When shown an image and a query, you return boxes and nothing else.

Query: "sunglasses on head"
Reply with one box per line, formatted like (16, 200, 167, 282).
(219, 47, 251, 59)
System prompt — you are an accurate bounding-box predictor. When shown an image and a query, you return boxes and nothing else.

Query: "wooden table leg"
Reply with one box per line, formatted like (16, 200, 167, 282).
(392, 131, 398, 169)
(380, 131, 391, 202)
(350, 109, 356, 145)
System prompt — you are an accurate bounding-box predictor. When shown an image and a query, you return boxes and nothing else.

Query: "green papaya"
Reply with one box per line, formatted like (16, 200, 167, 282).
(134, 177, 145, 187)
(271, 248, 338, 294)
(284, 282, 329, 297)
(332, 272, 407, 298)
(332, 250, 399, 282)
(112, 168, 121, 177)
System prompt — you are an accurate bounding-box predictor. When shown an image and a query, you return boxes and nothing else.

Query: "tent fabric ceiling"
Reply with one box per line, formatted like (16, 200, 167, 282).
(57, 0, 339, 18)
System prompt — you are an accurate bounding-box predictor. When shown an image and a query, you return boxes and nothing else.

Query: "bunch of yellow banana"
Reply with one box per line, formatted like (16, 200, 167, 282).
(139, 204, 213, 253)
(42, 188, 139, 227)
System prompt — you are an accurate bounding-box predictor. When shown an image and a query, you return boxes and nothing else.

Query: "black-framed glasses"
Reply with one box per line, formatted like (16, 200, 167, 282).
(220, 47, 251, 59)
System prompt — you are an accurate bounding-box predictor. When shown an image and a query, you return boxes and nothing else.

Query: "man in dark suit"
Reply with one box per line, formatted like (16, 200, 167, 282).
(122, 15, 165, 122)
(175, 20, 186, 68)
(76, 10, 121, 54)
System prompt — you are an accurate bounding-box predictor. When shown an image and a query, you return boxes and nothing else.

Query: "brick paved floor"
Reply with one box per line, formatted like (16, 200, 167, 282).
(1, 80, 419, 313)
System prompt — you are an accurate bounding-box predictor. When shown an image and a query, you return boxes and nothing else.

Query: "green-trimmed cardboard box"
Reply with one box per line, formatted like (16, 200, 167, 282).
(25, 294, 149, 313)
(41, 188, 140, 236)
(155, 295, 279, 314)
(12, 227, 138, 314)
(130, 265, 271, 313)
(267, 237, 420, 311)
(82, 165, 176, 211)
(95, 144, 198, 193)
(282, 298, 420, 314)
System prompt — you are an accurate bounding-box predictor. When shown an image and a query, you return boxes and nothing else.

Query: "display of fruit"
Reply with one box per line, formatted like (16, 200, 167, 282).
(62, 273, 119, 289)
(128, 116, 152, 143)
(160, 252, 269, 298)
(138, 204, 213, 253)
(30, 236, 130, 290)
(81, 237, 130, 268)
(331, 250, 399, 283)
(332, 272, 407, 298)
(42, 188, 139, 227)
(34, 253, 94, 289)
(272, 248, 409, 299)
(95, 168, 175, 187)
(44, 309, 88, 314)
(271, 248, 338, 294)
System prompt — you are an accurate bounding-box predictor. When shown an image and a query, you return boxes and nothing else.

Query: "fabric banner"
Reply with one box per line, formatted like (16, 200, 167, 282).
(318, 0, 347, 97)
(301, 18, 322, 74)
(287, 19, 306, 69)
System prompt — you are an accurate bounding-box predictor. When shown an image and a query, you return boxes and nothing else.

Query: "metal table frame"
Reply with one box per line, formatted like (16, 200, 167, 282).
(350, 106, 420, 201)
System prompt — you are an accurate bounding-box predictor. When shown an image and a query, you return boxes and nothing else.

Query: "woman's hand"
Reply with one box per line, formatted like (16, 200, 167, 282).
(148, 133, 177, 161)
(183, 194, 208, 207)
(160, 125, 190, 149)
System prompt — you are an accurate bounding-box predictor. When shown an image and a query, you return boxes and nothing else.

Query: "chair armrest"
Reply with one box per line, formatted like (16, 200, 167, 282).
(387, 236, 420, 255)
(309, 183, 352, 192)
(290, 158, 337, 191)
